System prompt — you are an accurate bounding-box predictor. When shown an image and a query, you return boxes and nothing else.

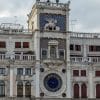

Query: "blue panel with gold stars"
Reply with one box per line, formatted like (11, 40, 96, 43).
(40, 13, 66, 32)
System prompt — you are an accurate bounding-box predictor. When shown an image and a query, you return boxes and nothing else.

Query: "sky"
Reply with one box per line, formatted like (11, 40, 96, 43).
(0, 0, 100, 32)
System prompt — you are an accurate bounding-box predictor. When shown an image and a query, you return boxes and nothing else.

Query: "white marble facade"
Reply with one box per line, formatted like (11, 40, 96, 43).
(0, 0, 99, 100)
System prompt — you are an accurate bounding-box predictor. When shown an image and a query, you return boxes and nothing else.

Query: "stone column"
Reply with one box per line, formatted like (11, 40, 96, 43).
(34, 32, 40, 97)
(66, 32, 71, 98)
(48, 45, 50, 59)
(35, 62, 40, 97)
(23, 82, 25, 97)
(56, 46, 59, 59)
(79, 83, 81, 98)
(66, 2, 72, 98)
(67, 66, 72, 98)
(10, 65, 14, 97)
(88, 65, 94, 98)
(83, 44, 87, 61)
(83, 45, 87, 58)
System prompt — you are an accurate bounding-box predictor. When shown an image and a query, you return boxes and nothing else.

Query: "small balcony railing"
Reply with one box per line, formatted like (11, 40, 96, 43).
(14, 54, 35, 61)
(70, 57, 100, 63)
(36, 1, 67, 9)
(0, 54, 35, 61)
(0, 54, 6, 60)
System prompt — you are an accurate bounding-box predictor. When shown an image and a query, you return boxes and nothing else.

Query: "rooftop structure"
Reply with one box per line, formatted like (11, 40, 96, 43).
(0, 23, 23, 33)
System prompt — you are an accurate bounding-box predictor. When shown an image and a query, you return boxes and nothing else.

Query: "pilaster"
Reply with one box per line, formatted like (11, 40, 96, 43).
(66, 32, 71, 98)
(88, 65, 94, 98)
(83, 44, 87, 61)
(9, 65, 14, 97)
(34, 32, 40, 97)
(66, 65, 72, 98)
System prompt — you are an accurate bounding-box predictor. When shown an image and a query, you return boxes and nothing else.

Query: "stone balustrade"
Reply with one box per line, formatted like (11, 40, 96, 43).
(70, 57, 100, 63)
(0, 54, 35, 61)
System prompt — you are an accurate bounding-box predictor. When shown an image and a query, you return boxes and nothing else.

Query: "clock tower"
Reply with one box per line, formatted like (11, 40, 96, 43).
(28, 0, 71, 99)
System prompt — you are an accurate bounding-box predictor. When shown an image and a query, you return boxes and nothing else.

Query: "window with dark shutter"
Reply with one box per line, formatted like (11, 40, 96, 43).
(23, 42, 29, 48)
(15, 42, 21, 48)
(89, 45, 100, 52)
(89, 45, 94, 51)
(17, 68, 23, 75)
(70, 44, 74, 50)
(0, 68, 5, 75)
(0, 42, 6, 48)
(95, 71, 100, 76)
(75, 45, 81, 51)
(73, 70, 79, 76)
(81, 70, 86, 76)
(25, 68, 31, 76)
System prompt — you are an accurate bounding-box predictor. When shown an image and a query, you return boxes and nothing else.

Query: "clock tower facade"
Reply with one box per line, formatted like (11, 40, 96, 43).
(28, 0, 71, 99)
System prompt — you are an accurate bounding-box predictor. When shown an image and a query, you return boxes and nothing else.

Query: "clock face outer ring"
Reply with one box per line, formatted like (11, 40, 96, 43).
(44, 73, 62, 92)
(40, 71, 66, 96)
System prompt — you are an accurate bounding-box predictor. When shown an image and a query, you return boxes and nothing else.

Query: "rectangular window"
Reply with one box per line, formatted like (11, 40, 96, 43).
(17, 68, 23, 75)
(15, 42, 21, 48)
(25, 68, 31, 75)
(73, 70, 79, 76)
(0, 68, 5, 75)
(93, 46, 96, 51)
(96, 46, 100, 51)
(41, 49, 47, 59)
(75, 45, 81, 51)
(81, 70, 86, 76)
(0, 41, 6, 48)
(89, 45, 94, 51)
(95, 71, 100, 76)
(70, 44, 74, 50)
(89, 45, 100, 52)
(23, 42, 29, 48)
(59, 49, 65, 59)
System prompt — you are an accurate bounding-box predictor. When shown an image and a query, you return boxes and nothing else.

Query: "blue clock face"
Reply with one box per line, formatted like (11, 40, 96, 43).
(44, 73, 62, 92)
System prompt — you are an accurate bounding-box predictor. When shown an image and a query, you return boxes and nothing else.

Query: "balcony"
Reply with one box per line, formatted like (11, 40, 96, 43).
(0, 54, 35, 63)
(70, 31, 100, 39)
(70, 57, 100, 63)
(14, 54, 35, 61)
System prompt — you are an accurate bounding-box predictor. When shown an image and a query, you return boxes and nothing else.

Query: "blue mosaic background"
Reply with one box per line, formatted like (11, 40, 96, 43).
(39, 13, 66, 32)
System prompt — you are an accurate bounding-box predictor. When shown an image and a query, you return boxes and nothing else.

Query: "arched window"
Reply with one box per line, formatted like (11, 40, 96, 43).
(25, 82, 31, 97)
(74, 84, 79, 98)
(17, 82, 23, 97)
(96, 84, 100, 98)
(81, 83, 87, 98)
(0, 81, 5, 97)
